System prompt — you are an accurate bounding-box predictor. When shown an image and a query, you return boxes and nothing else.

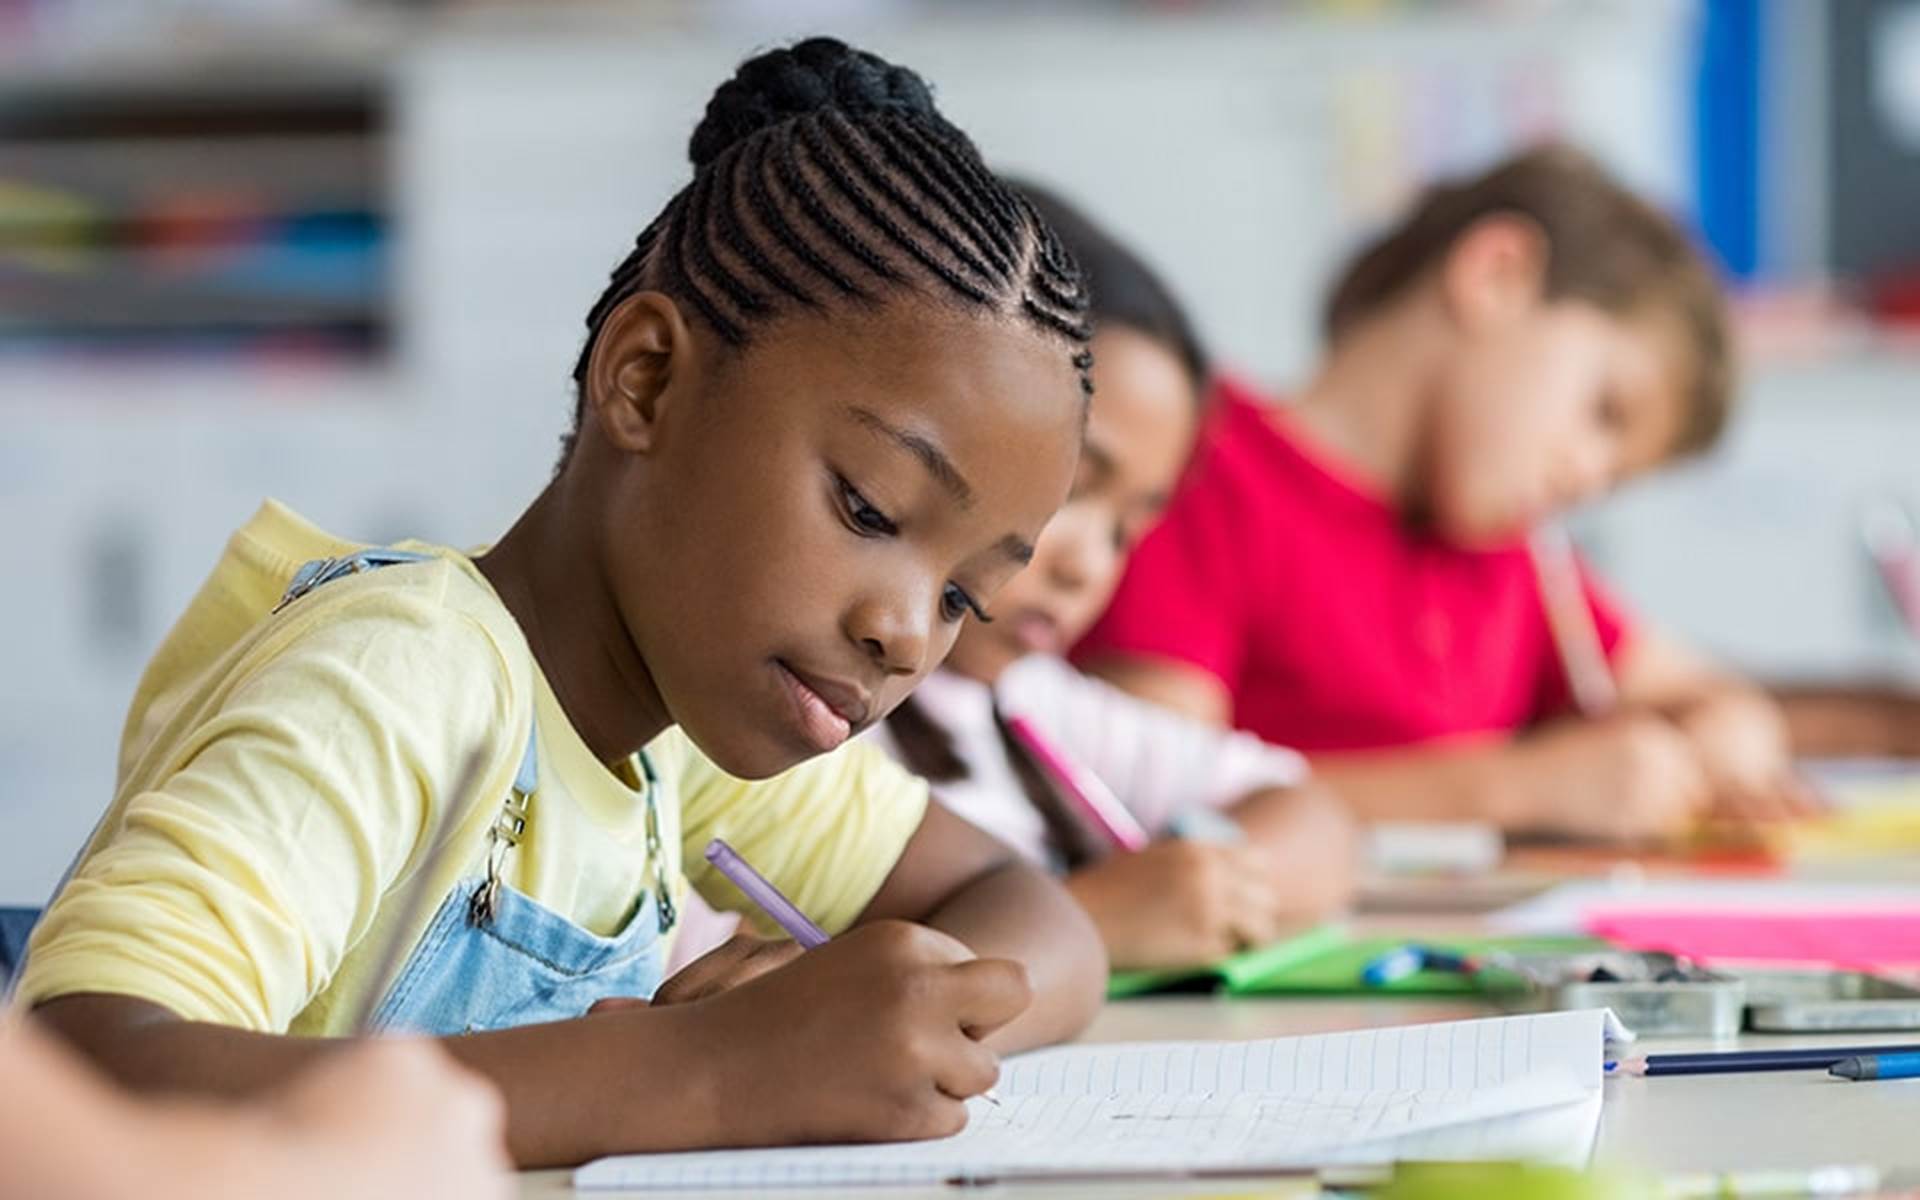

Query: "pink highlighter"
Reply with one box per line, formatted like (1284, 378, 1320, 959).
(1002, 714, 1150, 852)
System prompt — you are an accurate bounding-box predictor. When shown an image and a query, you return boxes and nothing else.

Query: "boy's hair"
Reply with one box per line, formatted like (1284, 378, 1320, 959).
(1008, 179, 1209, 393)
(562, 37, 1094, 463)
(1324, 143, 1732, 456)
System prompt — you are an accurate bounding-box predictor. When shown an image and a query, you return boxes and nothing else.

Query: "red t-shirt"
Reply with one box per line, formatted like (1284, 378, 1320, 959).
(1072, 376, 1632, 753)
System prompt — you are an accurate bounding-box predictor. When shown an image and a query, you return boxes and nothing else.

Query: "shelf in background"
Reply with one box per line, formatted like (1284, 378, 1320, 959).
(0, 63, 395, 365)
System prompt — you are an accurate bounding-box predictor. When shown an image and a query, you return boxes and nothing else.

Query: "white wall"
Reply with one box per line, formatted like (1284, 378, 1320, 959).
(1580, 352, 1920, 680)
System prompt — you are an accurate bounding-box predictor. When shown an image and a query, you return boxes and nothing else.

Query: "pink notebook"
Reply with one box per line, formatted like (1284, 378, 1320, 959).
(1587, 910, 1920, 971)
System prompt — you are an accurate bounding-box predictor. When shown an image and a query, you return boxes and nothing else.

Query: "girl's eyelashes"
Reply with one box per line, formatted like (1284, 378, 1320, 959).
(942, 584, 991, 624)
(941, 582, 992, 624)
(835, 475, 898, 537)
(832, 470, 989, 625)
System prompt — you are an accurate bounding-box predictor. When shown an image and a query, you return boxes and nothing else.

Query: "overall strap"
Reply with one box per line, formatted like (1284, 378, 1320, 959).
(274, 549, 436, 613)
(275, 548, 543, 928)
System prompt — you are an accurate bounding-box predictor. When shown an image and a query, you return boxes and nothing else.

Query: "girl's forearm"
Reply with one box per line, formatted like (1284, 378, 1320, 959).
(918, 860, 1106, 1052)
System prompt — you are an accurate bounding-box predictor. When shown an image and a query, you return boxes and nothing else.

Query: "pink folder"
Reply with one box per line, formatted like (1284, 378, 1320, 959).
(1587, 910, 1920, 971)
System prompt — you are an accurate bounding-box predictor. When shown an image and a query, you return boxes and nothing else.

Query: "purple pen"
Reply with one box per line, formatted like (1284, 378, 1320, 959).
(704, 838, 1006, 1107)
(704, 838, 830, 949)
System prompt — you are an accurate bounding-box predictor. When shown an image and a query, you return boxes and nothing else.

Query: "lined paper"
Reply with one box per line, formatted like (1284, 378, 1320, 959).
(574, 1009, 1611, 1191)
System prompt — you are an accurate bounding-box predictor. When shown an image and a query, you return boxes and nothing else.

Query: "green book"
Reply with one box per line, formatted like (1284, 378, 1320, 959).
(1106, 924, 1348, 998)
(1108, 929, 1604, 998)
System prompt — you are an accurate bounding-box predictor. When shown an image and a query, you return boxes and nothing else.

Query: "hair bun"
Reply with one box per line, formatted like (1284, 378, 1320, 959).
(688, 37, 961, 169)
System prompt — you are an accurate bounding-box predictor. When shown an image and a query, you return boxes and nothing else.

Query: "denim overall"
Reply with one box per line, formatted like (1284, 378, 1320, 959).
(17, 548, 677, 1029)
(280, 550, 677, 1033)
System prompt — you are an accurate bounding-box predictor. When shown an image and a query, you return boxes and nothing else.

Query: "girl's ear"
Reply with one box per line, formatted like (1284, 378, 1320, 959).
(1438, 212, 1550, 334)
(584, 292, 695, 455)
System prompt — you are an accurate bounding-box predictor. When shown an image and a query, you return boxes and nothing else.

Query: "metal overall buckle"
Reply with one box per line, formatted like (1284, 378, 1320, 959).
(469, 786, 530, 927)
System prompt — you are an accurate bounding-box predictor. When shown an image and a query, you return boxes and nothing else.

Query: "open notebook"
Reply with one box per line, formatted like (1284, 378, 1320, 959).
(574, 1009, 1619, 1191)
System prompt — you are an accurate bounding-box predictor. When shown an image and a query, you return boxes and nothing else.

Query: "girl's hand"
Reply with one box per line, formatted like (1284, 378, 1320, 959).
(1509, 716, 1714, 842)
(674, 920, 1029, 1145)
(1233, 784, 1360, 926)
(649, 933, 805, 1006)
(1065, 840, 1295, 970)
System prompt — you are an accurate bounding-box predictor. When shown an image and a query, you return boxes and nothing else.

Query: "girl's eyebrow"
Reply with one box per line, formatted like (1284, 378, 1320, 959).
(996, 534, 1035, 567)
(844, 405, 1032, 566)
(847, 406, 974, 509)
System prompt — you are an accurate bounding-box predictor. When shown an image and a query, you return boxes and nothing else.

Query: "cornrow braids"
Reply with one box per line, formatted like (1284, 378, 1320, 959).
(1008, 178, 1210, 393)
(864, 119, 1018, 276)
(559, 37, 1093, 465)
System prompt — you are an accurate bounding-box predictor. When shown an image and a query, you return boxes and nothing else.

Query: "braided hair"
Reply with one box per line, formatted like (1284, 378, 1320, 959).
(884, 181, 1210, 851)
(1010, 177, 1209, 395)
(561, 37, 1095, 463)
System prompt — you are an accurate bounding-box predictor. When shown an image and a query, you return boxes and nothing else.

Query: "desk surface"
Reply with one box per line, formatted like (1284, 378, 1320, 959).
(517, 994, 1920, 1198)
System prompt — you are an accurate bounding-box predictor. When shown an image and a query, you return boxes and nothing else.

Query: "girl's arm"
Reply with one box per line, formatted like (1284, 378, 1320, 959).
(1047, 657, 1359, 912)
(850, 801, 1107, 1052)
(1004, 655, 1305, 830)
(995, 661, 1354, 969)
(36, 916, 1030, 1168)
(1226, 780, 1358, 906)
(1081, 653, 1234, 726)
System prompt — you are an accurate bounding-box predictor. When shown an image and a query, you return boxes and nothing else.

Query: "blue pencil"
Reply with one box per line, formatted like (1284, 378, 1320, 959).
(1831, 1051, 1920, 1081)
(1611, 1044, 1920, 1077)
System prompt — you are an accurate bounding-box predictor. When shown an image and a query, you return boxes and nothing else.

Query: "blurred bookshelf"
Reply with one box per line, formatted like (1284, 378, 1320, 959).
(0, 63, 393, 363)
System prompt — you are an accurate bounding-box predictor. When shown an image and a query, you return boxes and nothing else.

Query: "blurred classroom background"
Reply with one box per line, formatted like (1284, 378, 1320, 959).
(2, 0, 1917, 904)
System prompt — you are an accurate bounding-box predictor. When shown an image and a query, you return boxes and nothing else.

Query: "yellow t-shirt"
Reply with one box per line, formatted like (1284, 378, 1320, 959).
(19, 501, 928, 1035)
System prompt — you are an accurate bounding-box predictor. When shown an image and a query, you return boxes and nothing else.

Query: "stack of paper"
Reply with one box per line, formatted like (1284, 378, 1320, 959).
(574, 1009, 1617, 1191)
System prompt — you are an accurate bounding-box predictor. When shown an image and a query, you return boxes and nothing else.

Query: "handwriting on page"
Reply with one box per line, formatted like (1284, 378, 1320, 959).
(573, 1009, 1610, 1191)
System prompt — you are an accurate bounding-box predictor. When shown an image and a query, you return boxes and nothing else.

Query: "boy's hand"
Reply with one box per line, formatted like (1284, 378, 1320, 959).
(1065, 840, 1295, 970)
(676, 920, 1028, 1145)
(1674, 691, 1823, 823)
(1512, 716, 1713, 841)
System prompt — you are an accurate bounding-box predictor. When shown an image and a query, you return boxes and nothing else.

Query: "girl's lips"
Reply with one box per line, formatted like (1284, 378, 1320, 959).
(775, 660, 860, 753)
(1010, 610, 1063, 655)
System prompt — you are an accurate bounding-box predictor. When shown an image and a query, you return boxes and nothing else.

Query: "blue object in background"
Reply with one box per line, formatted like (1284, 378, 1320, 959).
(1413, 947, 1477, 974)
(1694, 0, 1765, 279)
(0, 907, 39, 986)
(1362, 944, 1426, 987)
